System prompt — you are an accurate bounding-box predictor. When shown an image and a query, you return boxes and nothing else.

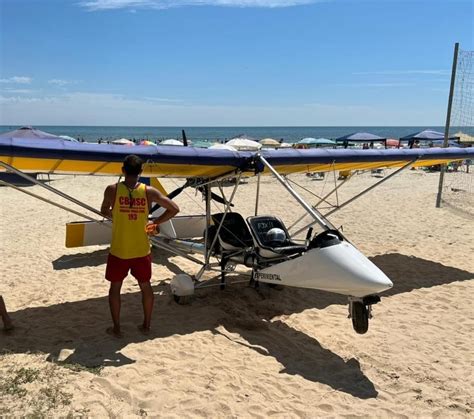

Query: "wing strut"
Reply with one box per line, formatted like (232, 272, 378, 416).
(0, 161, 107, 220)
(258, 155, 336, 232)
(292, 159, 417, 237)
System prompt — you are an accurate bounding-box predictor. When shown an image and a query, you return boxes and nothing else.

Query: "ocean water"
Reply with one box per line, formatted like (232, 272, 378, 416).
(1, 125, 472, 147)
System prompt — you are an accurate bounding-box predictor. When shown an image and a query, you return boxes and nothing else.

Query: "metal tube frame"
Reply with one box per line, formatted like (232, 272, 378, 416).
(0, 161, 106, 219)
(292, 160, 417, 236)
(258, 155, 336, 232)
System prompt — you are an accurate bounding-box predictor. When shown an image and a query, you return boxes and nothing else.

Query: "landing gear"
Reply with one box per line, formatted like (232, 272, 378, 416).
(348, 295, 380, 335)
(351, 301, 369, 334)
(173, 294, 192, 305)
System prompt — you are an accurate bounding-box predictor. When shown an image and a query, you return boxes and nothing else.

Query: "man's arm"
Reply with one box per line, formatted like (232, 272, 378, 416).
(100, 184, 116, 218)
(147, 187, 180, 226)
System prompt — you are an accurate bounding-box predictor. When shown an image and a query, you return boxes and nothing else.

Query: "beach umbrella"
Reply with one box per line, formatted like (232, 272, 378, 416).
(297, 138, 335, 147)
(209, 143, 238, 151)
(386, 139, 400, 148)
(112, 138, 135, 146)
(161, 139, 184, 146)
(279, 142, 293, 148)
(226, 138, 262, 151)
(259, 138, 280, 147)
(139, 140, 156, 146)
(59, 135, 79, 142)
(0, 126, 62, 140)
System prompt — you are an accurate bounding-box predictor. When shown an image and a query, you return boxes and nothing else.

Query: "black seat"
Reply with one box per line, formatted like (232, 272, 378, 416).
(247, 215, 306, 257)
(211, 212, 254, 250)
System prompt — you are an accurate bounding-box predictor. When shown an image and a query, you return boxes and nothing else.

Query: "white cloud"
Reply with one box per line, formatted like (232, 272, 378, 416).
(143, 96, 184, 102)
(79, 0, 318, 11)
(0, 91, 444, 126)
(0, 88, 37, 94)
(0, 76, 32, 84)
(48, 79, 80, 86)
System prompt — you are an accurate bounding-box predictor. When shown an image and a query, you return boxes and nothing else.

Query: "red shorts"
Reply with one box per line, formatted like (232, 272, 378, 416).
(105, 254, 152, 283)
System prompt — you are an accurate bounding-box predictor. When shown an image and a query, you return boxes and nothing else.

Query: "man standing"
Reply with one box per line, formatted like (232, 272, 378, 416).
(100, 155, 179, 337)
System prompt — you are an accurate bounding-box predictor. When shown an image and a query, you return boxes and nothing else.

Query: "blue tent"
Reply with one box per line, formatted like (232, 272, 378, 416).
(336, 132, 387, 142)
(399, 129, 459, 142)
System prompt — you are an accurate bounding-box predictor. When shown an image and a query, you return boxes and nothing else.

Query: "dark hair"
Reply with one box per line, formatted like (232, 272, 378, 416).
(123, 155, 143, 176)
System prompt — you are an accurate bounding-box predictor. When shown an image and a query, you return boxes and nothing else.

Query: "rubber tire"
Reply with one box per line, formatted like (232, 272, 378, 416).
(173, 294, 192, 305)
(352, 302, 369, 334)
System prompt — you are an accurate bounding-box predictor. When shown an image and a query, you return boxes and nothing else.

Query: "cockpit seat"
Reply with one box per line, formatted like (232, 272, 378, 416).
(246, 215, 306, 259)
(211, 212, 254, 252)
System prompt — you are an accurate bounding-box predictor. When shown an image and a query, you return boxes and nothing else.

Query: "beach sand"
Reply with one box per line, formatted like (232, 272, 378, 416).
(0, 169, 473, 417)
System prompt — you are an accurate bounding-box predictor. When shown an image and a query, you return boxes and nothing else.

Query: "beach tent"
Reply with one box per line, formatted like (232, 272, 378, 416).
(226, 138, 262, 151)
(0, 126, 62, 140)
(455, 131, 474, 144)
(336, 132, 387, 149)
(161, 139, 184, 146)
(209, 143, 238, 151)
(112, 138, 135, 146)
(399, 129, 459, 142)
(259, 138, 280, 148)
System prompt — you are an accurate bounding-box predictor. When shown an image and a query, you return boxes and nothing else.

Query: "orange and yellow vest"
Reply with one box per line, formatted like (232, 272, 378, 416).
(110, 182, 151, 259)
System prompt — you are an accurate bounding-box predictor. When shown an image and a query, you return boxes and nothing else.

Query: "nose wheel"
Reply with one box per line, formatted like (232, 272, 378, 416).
(348, 295, 380, 334)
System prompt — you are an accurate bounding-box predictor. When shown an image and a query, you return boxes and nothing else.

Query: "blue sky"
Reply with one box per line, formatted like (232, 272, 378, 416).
(0, 0, 472, 126)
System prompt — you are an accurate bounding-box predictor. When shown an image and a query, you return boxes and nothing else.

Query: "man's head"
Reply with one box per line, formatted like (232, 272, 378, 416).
(122, 155, 143, 176)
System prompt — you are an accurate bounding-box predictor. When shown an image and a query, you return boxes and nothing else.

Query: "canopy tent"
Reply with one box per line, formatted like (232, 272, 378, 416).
(226, 138, 261, 151)
(259, 138, 280, 148)
(399, 129, 459, 142)
(0, 126, 62, 140)
(335, 132, 387, 149)
(336, 132, 387, 142)
(455, 131, 474, 144)
(161, 139, 184, 146)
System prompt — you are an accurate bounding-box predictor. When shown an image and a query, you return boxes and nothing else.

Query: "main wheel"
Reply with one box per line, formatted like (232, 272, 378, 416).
(351, 302, 369, 334)
(173, 294, 192, 305)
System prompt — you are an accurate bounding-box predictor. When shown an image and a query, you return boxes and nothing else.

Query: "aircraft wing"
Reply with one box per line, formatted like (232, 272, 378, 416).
(0, 137, 472, 177)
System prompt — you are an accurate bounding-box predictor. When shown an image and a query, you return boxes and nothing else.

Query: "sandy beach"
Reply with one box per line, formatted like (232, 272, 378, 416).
(0, 168, 473, 417)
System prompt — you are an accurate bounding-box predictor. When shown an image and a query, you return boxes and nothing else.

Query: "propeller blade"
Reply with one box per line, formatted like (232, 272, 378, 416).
(182, 129, 188, 147)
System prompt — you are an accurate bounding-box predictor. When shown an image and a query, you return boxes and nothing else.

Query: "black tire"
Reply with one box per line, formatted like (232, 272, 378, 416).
(352, 302, 369, 334)
(173, 294, 192, 305)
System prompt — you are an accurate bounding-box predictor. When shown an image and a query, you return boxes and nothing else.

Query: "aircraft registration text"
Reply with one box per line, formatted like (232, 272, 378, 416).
(255, 272, 282, 281)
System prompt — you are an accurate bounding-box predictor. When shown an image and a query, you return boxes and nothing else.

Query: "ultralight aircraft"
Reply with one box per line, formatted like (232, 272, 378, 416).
(1, 135, 472, 334)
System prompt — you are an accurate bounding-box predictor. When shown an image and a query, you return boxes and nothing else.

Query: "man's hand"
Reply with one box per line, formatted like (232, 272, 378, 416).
(145, 223, 160, 236)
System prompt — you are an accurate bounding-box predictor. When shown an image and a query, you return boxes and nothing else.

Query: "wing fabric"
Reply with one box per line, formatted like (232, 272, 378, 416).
(0, 136, 472, 177)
